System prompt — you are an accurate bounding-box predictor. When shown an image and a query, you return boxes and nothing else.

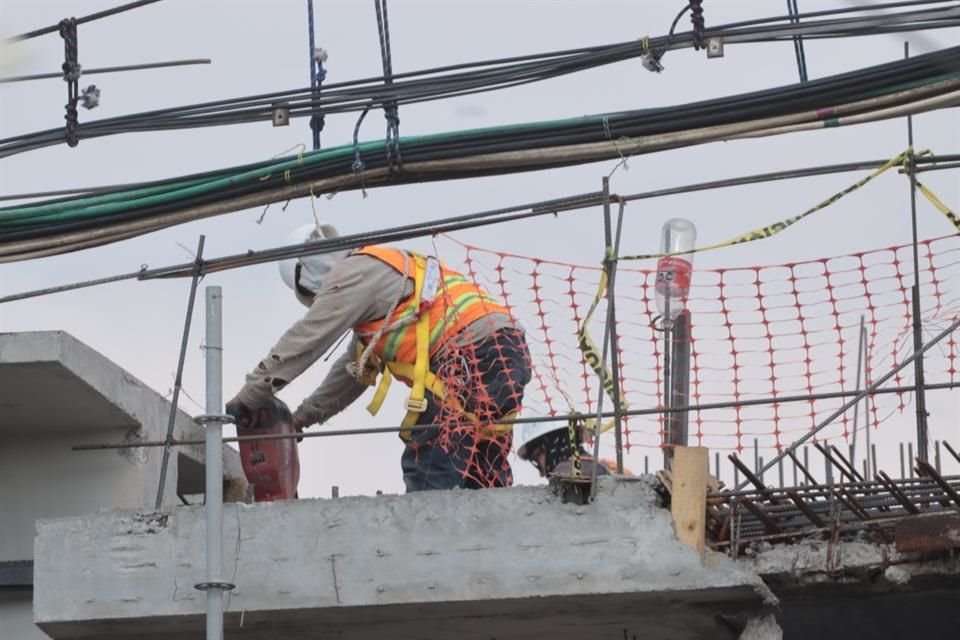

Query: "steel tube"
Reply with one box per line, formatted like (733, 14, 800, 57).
(906, 42, 931, 462)
(202, 286, 226, 640)
(602, 179, 626, 473)
(154, 236, 205, 509)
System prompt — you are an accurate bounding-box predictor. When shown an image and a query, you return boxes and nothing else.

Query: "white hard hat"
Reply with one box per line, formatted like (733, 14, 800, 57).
(278, 222, 348, 307)
(513, 421, 567, 460)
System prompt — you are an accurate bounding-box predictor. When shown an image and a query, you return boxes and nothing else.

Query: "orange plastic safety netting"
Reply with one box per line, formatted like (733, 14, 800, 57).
(434, 233, 959, 458)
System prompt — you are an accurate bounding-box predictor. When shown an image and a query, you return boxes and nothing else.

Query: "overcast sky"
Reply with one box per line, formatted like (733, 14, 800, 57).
(1, 1, 958, 497)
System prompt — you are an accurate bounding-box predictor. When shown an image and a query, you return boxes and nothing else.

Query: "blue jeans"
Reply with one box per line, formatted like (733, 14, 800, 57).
(401, 328, 531, 492)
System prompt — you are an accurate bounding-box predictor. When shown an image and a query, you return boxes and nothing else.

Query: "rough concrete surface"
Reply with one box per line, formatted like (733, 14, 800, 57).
(744, 538, 960, 639)
(738, 614, 783, 640)
(34, 477, 770, 639)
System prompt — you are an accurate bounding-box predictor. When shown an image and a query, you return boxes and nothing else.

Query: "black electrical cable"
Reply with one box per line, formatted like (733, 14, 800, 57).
(2, 5, 956, 157)
(10, 0, 163, 41)
(2, 44, 958, 245)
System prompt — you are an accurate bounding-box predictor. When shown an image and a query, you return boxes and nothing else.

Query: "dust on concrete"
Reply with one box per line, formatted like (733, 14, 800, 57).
(739, 614, 783, 640)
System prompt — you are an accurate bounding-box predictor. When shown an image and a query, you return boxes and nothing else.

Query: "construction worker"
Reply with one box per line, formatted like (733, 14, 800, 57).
(514, 420, 624, 478)
(226, 223, 531, 492)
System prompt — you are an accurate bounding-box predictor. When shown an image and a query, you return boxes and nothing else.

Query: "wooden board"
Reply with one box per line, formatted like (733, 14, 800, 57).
(671, 446, 709, 562)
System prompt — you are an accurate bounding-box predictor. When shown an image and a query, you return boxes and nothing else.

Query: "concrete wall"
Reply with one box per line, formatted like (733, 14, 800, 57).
(0, 331, 247, 564)
(34, 478, 771, 640)
(0, 431, 147, 562)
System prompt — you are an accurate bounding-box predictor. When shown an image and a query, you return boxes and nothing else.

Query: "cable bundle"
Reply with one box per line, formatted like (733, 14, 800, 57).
(1, 3, 957, 157)
(1, 46, 958, 261)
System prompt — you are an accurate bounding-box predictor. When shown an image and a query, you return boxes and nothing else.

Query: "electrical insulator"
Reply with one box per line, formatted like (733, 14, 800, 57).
(655, 218, 697, 322)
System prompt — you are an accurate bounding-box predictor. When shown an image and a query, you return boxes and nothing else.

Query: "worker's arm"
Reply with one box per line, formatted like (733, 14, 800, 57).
(292, 338, 367, 427)
(235, 257, 381, 412)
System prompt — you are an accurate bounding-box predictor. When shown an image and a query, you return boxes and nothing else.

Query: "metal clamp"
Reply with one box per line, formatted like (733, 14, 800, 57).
(405, 397, 428, 413)
(706, 37, 724, 59)
(272, 103, 291, 127)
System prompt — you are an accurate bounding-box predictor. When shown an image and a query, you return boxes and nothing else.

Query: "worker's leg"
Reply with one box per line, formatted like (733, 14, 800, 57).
(439, 327, 532, 488)
(400, 327, 532, 492)
(400, 396, 471, 492)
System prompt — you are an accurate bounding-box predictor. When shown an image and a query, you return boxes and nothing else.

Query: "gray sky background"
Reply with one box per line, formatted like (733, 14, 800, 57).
(1, 1, 958, 497)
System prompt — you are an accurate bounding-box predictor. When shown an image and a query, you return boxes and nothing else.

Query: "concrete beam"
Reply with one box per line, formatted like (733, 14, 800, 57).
(0, 331, 247, 562)
(35, 478, 771, 639)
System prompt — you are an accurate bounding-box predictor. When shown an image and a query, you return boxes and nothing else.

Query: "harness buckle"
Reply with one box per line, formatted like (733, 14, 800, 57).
(405, 397, 429, 413)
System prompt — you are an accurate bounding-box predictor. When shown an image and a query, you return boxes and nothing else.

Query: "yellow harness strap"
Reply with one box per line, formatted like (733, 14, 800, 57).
(362, 253, 515, 441)
(364, 254, 431, 429)
(405, 255, 431, 426)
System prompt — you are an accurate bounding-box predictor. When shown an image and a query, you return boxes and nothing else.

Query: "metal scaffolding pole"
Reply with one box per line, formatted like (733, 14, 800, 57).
(193, 286, 234, 640)
(602, 178, 626, 472)
(904, 42, 931, 462)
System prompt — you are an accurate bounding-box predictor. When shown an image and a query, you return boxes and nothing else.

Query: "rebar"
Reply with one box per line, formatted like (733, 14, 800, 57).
(70, 381, 958, 451)
(154, 236, 205, 509)
(736, 317, 960, 490)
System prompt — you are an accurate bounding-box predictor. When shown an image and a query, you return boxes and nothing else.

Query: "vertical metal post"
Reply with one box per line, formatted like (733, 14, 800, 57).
(871, 444, 878, 480)
(862, 322, 872, 478)
(670, 310, 692, 452)
(825, 449, 834, 484)
(194, 286, 232, 640)
(715, 452, 720, 479)
(778, 457, 784, 489)
(754, 438, 760, 474)
(758, 456, 765, 483)
(908, 441, 915, 478)
(850, 316, 866, 470)
(602, 178, 625, 473)
(803, 446, 810, 485)
(935, 441, 942, 473)
(662, 215, 673, 471)
(904, 42, 930, 462)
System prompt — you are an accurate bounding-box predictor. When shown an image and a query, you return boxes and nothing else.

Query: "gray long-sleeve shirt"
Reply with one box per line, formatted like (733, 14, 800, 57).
(237, 251, 515, 428)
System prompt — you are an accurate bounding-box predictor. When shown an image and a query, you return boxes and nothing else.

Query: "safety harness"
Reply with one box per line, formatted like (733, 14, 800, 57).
(355, 250, 515, 442)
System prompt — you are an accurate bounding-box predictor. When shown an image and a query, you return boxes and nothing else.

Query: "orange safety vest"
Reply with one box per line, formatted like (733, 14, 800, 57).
(350, 246, 515, 439)
(353, 246, 510, 366)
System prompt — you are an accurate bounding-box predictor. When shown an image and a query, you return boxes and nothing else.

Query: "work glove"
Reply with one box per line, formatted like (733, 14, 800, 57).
(225, 396, 258, 430)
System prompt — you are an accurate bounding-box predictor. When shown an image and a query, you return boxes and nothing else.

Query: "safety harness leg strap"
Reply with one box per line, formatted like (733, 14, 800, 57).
(366, 365, 392, 415)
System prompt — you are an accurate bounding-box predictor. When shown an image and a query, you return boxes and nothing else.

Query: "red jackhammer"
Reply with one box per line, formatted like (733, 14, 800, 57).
(236, 397, 300, 501)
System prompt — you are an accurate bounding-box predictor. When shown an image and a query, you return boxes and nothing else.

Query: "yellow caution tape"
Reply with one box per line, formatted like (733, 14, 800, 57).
(619, 149, 910, 262)
(576, 255, 629, 435)
(575, 148, 959, 435)
(916, 181, 960, 232)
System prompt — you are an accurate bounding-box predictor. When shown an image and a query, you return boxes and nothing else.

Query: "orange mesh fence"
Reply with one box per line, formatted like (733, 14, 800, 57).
(433, 233, 959, 463)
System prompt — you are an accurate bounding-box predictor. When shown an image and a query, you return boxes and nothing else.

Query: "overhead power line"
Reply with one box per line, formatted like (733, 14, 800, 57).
(9, 0, 164, 41)
(1, 3, 957, 157)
